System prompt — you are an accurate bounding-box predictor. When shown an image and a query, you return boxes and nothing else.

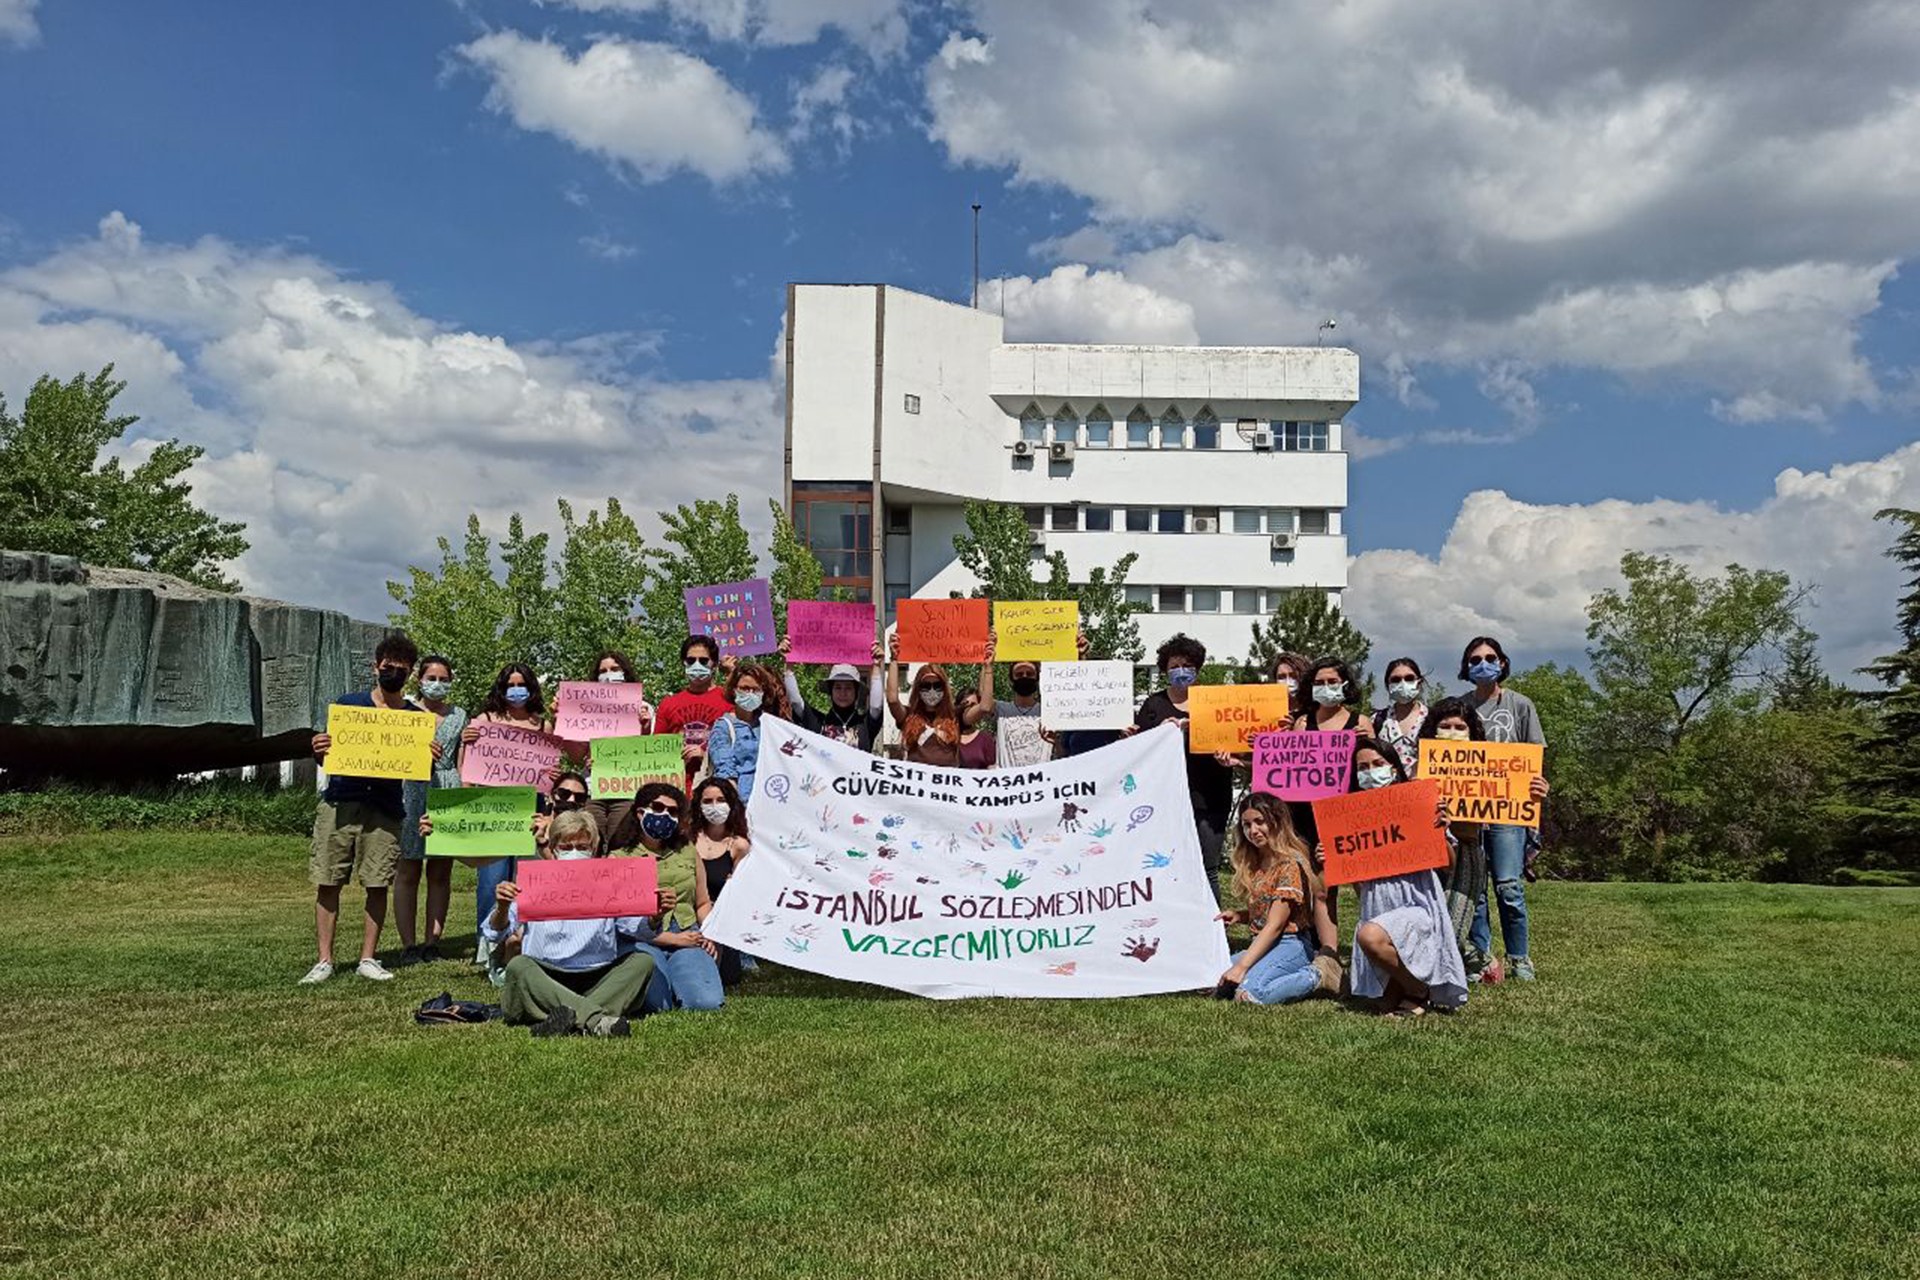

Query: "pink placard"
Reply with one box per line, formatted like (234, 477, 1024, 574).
(458, 722, 582, 795)
(786, 600, 875, 666)
(553, 681, 650, 741)
(516, 856, 660, 921)
(1251, 730, 1357, 800)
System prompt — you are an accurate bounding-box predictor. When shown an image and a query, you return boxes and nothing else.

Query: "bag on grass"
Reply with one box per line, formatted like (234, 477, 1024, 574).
(413, 991, 501, 1026)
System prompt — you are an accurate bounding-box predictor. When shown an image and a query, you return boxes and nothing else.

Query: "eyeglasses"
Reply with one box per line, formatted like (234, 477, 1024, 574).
(553, 790, 588, 805)
(645, 800, 681, 815)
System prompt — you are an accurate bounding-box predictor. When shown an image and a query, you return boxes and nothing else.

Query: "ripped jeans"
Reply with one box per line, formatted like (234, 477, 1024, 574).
(1470, 823, 1530, 960)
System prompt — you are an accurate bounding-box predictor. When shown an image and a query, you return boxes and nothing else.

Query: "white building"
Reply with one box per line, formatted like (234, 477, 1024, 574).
(783, 283, 1357, 665)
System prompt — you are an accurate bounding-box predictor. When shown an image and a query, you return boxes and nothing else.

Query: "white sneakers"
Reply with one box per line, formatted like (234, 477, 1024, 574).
(298, 958, 395, 985)
(298, 961, 334, 985)
(356, 958, 395, 981)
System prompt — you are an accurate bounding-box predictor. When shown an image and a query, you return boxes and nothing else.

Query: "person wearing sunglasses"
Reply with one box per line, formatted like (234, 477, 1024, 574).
(1458, 636, 1550, 982)
(611, 782, 723, 1012)
(532, 772, 594, 855)
(884, 634, 995, 767)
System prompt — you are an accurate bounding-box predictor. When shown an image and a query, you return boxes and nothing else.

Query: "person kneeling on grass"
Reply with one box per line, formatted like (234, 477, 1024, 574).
(1346, 742, 1469, 1018)
(1213, 792, 1341, 1005)
(481, 809, 674, 1039)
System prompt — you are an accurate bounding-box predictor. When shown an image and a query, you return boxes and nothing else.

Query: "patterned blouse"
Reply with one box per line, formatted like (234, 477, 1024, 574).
(1246, 855, 1309, 934)
(1375, 701, 1428, 777)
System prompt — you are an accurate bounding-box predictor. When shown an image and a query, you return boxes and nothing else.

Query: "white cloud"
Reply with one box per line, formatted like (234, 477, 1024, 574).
(995, 264, 1199, 345)
(789, 63, 856, 143)
(1345, 442, 1920, 683)
(0, 213, 784, 618)
(926, 1, 1920, 422)
(542, 0, 909, 55)
(0, 0, 37, 47)
(579, 233, 638, 260)
(457, 32, 787, 183)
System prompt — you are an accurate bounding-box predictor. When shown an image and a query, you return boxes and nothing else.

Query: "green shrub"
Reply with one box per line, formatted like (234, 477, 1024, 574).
(0, 777, 316, 835)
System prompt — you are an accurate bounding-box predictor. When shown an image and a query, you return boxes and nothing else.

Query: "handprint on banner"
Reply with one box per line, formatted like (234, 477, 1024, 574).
(844, 847, 868, 859)
(1123, 774, 1138, 794)
(1083, 843, 1107, 857)
(1053, 863, 1083, 878)
(876, 845, 898, 859)
(852, 813, 870, 826)
(1141, 851, 1172, 869)
(1001, 821, 1031, 851)
(968, 820, 996, 848)
(813, 851, 837, 872)
(1059, 802, 1085, 832)
(915, 875, 941, 885)
(776, 833, 812, 855)
(1129, 917, 1159, 929)
(800, 774, 828, 797)
(1126, 805, 1155, 832)
(882, 814, 906, 829)
(959, 860, 988, 879)
(868, 869, 895, 887)
(1088, 820, 1115, 838)
(779, 738, 805, 757)
(1123, 936, 1161, 962)
(784, 936, 812, 954)
(997, 869, 1027, 890)
(790, 922, 821, 939)
(1040, 830, 1064, 845)
(816, 805, 837, 832)
(740, 933, 763, 946)
(751, 911, 776, 925)
(1044, 961, 1078, 976)
(763, 775, 791, 803)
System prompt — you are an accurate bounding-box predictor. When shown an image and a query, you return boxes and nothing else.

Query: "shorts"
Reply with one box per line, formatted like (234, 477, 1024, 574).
(309, 800, 402, 888)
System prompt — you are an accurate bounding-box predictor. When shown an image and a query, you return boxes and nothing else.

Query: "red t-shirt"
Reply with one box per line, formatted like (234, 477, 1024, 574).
(655, 686, 735, 786)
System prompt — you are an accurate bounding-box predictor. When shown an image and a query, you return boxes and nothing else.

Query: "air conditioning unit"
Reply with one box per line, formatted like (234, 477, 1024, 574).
(1012, 440, 1036, 458)
(1252, 429, 1274, 450)
(1050, 441, 1076, 461)
(1270, 532, 1296, 551)
(1192, 516, 1218, 534)
(1027, 529, 1046, 548)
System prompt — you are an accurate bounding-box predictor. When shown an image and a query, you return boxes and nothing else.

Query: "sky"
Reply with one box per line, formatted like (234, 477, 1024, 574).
(1, 0, 1916, 681)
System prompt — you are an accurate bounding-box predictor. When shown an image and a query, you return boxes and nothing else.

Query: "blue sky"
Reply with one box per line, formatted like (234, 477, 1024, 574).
(1, 0, 1916, 677)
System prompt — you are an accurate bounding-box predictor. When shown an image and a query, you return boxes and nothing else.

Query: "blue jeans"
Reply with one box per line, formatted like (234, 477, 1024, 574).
(1232, 933, 1319, 1006)
(635, 942, 725, 1013)
(1471, 824, 1530, 959)
(475, 858, 516, 940)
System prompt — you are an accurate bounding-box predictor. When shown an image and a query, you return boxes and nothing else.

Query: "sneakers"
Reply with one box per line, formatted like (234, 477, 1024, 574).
(531, 1006, 579, 1038)
(298, 961, 334, 985)
(585, 1014, 632, 1038)
(356, 958, 395, 982)
(1509, 956, 1536, 982)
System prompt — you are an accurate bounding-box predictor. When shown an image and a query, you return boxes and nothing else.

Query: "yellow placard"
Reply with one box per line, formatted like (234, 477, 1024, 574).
(325, 703, 434, 781)
(993, 600, 1079, 662)
(1184, 684, 1291, 753)
(1418, 739, 1544, 828)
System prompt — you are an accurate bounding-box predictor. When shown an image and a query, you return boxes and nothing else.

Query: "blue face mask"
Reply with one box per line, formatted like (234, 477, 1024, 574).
(734, 691, 763, 714)
(1312, 683, 1346, 706)
(1356, 765, 1395, 790)
(504, 685, 531, 705)
(1166, 667, 1198, 688)
(640, 811, 680, 841)
(420, 678, 451, 701)
(1468, 659, 1502, 684)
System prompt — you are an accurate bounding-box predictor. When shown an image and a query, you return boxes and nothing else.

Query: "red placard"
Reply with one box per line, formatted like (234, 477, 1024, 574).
(1311, 779, 1450, 887)
(516, 856, 660, 921)
(894, 598, 991, 663)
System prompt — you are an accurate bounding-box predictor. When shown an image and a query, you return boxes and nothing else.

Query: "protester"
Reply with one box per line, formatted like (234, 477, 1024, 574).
(395, 653, 467, 965)
(302, 631, 433, 985)
(885, 640, 994, 767)
(458, 662, 551, 965)
(531, 771, 592, 858)
(654, 635, 735, 790)
(707, 661, 790, 802)
(1371, 657, 1429, 777)
(1344, 741, 1469, 1016)
(1292, 656, 1371, 735)
(954, 685, 999, 769)
(585, 650, 653, 843)
(611, 782, 724, 1012)
(1417, 697, 1496, 981)
(1459, 636, 1550, 982)
(1131, 634, 1233, 903)
(779, 639, 886, 751)
(1213, 792, 1341, 1004)
(1269, 651, 1310, 707)
(482, 809, 664, 1038)
(694, 776, 752, 985)
(994, 660, 1051, 767)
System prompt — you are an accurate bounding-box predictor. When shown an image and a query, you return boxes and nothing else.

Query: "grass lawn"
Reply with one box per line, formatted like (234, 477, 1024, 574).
(2, 833, 1917, 1280)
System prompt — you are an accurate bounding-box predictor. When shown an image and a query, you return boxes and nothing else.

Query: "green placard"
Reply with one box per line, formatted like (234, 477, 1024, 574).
(425, 786, 537, 859)
(591, 734, 686, 799)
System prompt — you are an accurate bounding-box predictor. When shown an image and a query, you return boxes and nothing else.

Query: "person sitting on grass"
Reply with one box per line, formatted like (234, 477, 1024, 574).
(610, 781, 724, 1012)
(1213, 792, 1341, 1005)
(1346, 741, 1469, 1017)
(480, 809, 673, 1039)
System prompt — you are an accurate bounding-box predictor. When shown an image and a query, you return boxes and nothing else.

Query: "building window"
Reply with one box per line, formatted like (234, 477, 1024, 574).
(1023, 506, 1046, 530)
(1085, 507, 1113, 532)
(1052, 403, 1079, 446)
(1051, 505, 1078, 532)
(1020, 403, 1045, 443)
(1127, 406, 1153, 448)
(1280, 420, 1329, 451)
(1126, 585, 1153, 610)
(885, 505, 912, 534)
(1158, 586, 1186, 612)
(1125, 507, 1151, 533)
(791, 483, 872, 592)
(1232, 588, 1262, 614)
(1156, 508, 1185, 534)
(903, 393, 921, 415)
(1266, 588, 1291, 613)
(1232, 509, 1263, 534)
(1300, 508, 1330, 535)
(1085, 403, 1111, 448)
(1191, 588, 1221, 613)
(1267, 508, 1296, 534)
(1193, 407, 1220, 450)
(1160, 407, 1186, 449)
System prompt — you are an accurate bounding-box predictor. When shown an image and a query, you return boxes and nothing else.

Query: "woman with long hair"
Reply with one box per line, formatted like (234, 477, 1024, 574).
(693, 775, 752, 985)
(610, 782, 724, 1012)
(395, 653, 468, 965)
(1417, 696, 1496, 981)
(886, 640, 993, 767)
(707, 661, 791, 802)
(457, 661, 551, 964)
(1213, 792, 1341, 1004)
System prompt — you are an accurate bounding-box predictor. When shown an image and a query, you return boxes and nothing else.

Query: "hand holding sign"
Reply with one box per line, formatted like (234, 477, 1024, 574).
(1252, 731, 1355, 800)
(1312, 779, 1450, 886)
(590, 734, 685, 799)
(894, 599, 991, 663)
(324, 704, 433, 781)
(684, 578, 777, 657)
(425, 787, 537, 859)
(992, 601, 1079, 662)
(516, 857, 660, 921)
(787, 600, 876, 666)
(1418, 740, 1545, 828)
(1184, 685, 1290, 754)
(553, 681, 650, 740)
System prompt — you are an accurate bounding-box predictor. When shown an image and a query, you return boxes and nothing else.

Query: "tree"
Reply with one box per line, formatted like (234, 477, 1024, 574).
(385, 515, 527, 709)
(634, 496, 759, 697)
(548, 497, 650, 684)
(1837, 509, 1920, 877)
(1243, 589, 1373, 681)
(952, 501, 1042, 602)
(0, 365, 248, 590)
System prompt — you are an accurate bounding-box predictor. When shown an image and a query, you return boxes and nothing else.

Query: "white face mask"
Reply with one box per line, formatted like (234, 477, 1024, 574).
(700, 802, 730, 826)
(1435, 726, 1470, 741)
(1388, 679, 1419, 703)
(1278, 677, 1298, 692)
(555, 847, 595, 861)
(1356, 765, 1395, 790)
(597, 670, 626, 683)
(1312, 683, 1346, 706)
(919, 688, 943, 709)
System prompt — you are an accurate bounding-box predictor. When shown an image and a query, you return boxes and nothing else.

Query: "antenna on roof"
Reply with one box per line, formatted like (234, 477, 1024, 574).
(971, 203, 983, 309)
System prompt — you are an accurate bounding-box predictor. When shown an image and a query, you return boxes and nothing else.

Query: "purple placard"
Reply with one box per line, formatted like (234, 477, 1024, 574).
(786, 600, 875, 666)
(683, 578, 776, 656)
(1251, 730, 1357, 800)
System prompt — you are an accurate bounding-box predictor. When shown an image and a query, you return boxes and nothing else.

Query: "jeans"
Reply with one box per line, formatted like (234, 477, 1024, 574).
(1232, 933, 1319, 1006)
(1471, 824, 1530, 959)
(635, 942, 725, 1013)
(474, 858, 517, 958)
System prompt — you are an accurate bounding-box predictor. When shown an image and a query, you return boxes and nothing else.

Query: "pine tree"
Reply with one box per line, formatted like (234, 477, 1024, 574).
(1842, 509, 1920, 875)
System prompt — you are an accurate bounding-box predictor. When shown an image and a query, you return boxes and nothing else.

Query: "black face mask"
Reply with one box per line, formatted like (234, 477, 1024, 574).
(1010, 677, 1039, 697)
(376, 668, 408, 693)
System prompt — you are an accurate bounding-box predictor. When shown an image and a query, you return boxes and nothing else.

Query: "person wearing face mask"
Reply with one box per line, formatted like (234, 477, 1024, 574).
(1212, 792, 1342, 1004)
(582, 651, 653, 845)
(1416, 698, 1495, 981)
(395, 654, 469, 966)
(1340, 741, 1469, 1016)
(302, 632, 437, 986)
(993, 660, 1052, 768)
(611, 782, 725, 1013)
(1370, 657, 1429, 777)
(707, 662, 791, 802)
(654, 635, 736, 791)
(693, 777, 752, 985)
(885, 636, 996, 767)
(1129, 634, 1234, 904)
(1457, 636, 1550, 982)
(954, 686, 999, 769)
(459, 662, 551, 965)
(1291, 656, 1371, 736)
(483, 809, 666, 1038)
(781, 642, 887, 752)
(1269, 652, 1310, 708)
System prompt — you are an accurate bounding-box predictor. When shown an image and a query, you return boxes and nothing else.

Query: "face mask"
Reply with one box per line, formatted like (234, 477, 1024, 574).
(556, 847, 595, 861)
(1388, 680, 1419, 703)
(919, 688, 944, 709)
(1312, 683, 1346, 706)
(597, 671, 626, 684)
(734, 691, 763, 714)
(1356, 765, 1395, 790)
(1435, 727, 1470, 741)
(1468, 659, 1502, 684)
(1278, 677, 1298, 692)
(685, 662, 713, 681)
(377, 668, 408, 693)
(504, 685, 531, 706)
(419, 678, 451, 701)
(640, 812, 680, 841)
(1011, 676, 1039, 696)
(700, 802, 730, 826)
(1166, 667, 1198, 688)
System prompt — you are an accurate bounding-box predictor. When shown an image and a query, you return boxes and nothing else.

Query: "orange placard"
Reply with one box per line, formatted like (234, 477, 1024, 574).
(1418, 740, 1544, 829)
(1184, 684, 1290, 753)
(1311, 779, 1450, 887)
(894, 598, 991, 664)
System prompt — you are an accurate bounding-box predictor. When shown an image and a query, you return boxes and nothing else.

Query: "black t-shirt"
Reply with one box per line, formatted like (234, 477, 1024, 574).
(320, 689, 425, 820)
(1134, 691, 1234, 820)
(796, 699, 884, 753)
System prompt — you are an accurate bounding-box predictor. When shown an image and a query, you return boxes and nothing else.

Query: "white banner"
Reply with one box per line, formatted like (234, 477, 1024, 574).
(702, 718, 1229, 999)
(1039, 660, 1137, 731)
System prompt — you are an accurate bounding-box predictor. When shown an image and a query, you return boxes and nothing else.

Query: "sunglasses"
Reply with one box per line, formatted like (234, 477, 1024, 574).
(645, 800, 681, 815)
(553, 789, 589, 805)
(915, 683, 942, 693)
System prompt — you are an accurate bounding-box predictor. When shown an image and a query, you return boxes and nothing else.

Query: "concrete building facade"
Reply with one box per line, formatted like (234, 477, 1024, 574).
(784, 283, 1358, 665)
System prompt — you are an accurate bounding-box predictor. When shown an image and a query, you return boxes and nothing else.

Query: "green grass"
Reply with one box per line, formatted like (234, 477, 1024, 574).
(3, 834, 1917, 1280)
